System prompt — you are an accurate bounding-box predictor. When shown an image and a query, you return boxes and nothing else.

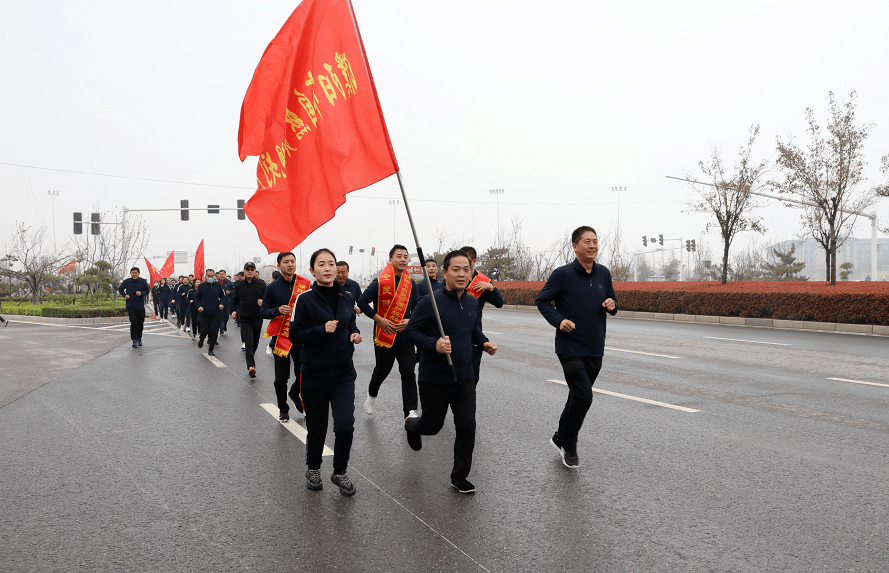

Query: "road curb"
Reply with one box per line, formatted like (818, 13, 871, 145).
(488, 306, 889, 337)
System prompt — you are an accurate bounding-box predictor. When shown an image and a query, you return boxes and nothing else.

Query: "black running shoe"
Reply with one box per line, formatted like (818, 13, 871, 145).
(550, 434, 579, 468)
(278, 410, 290, 422)
(248, 367, 256, 379)
(306, 468, 323, 491)
(450, 477, 476, 494)
(404, 414, 422, 451)
(208, 350, 215, 356)
(198, 338, 204, 348)
(331, 472, 356, 497)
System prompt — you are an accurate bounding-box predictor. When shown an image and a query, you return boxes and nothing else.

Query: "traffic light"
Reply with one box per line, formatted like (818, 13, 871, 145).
(349, 246, 353, 255)
(371, 247, 376, 256)
(690, 239, 696, 252)
(658, 234, 664, 246)
(181, 200, 189, 221)
(208, 204, 220, 214)
(73, 212, 82, 234)
(237, 199, 245, 220)
(642, 235, 647, 247)
(685, 240, 691, 252)
(90, 213, 101, 235)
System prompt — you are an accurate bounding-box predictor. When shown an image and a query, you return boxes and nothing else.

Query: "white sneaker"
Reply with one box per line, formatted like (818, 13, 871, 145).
(180, 325, 186, 331)
(186, 327, 190, 333)
(266, 345, 273, 356)
(364, 394, 375, 416)
(408, 410, 418, 418)
(240, 343, 246, 351)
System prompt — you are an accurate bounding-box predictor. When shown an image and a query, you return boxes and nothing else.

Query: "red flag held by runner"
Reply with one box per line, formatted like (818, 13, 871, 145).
(159, 251, 175, 278)
(193, 240, 205, 279)
(238, 0, 399, 252)
(143, 258, 162, 286)
(57, 259, 76, 275)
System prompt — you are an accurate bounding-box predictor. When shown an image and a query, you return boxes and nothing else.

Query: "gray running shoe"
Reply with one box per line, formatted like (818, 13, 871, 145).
(306, 468, 323, 491)
(331, 472, 356, 497)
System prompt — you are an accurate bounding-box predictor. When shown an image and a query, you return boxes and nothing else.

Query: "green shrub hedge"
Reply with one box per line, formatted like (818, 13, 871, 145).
(41, 306, 128, 318)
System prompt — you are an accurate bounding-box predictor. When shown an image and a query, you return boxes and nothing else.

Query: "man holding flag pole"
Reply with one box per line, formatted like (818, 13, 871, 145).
(239, 0, 459, 433)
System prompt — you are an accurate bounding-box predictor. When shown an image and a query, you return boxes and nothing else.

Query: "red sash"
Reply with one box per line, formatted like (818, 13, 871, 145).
(374, 265, 412, 348)
(264, 274, 311, 357)
(467, 271, 491, 299)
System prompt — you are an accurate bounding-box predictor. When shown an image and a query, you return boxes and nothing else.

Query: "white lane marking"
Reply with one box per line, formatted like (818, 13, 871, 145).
(547, 379, 700, 412)
(827, 377, 889, 389)
(205, 354, 226, 368)
(483, 330, 501, 335)
(605, 347, 679, 359)
(2, 319, 130, 330)
(260, 403, 333, 456)
(706, 336, 790, 346)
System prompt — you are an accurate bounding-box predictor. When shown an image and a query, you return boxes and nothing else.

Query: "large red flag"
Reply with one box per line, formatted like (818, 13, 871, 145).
(238, 0, 399, 253)
(193, 240, 205, 279)
(160, 251, 175, 278)
(144, 257, 162, 286)
(57, 259, 76, 275)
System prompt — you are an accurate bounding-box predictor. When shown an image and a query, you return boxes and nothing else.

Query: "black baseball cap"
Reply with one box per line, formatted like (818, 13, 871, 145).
(244, 262, 256, 270)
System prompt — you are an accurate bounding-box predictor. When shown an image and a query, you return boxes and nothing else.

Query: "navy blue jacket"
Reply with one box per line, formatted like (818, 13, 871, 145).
(260, 275, 307, 320)
(174, 282, 189, 304)
(339, 278, 362, 309)
(187, 288, 199, 311)
(233, 277, 267, 318)
(534, 258, 617, 358)
(406, 287, 489, 385)
(119, 277, 150, 309)
(157, 284, 172, 303)
(415, 277, 443, 299)
(291, 282, 360, 377)
(219, 279, 234, 306)
(195, 280, 224, 316)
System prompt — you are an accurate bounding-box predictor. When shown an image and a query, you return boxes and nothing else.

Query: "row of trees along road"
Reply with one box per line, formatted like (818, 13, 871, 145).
(686, 91, 889, 285)
(2, 207, 150, 303)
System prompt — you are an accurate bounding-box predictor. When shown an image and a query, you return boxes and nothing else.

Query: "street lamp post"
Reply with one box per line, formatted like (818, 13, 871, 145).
(47, 190, 59, 248)
(388, 199, 400, 244)
(489, 188, 505, 241)
(611, 186, 626, 231)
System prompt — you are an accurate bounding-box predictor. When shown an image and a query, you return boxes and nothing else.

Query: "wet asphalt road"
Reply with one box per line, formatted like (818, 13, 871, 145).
(1, 311, 887, 572)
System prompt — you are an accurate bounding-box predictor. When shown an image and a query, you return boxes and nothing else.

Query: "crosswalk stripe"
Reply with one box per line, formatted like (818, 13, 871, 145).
(260, 403, 333, 456)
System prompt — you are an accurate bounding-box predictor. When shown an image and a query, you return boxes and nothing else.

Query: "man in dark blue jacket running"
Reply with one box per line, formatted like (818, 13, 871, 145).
(195, 268, 224, 356)
(535, 226, 617, 469)
(405, 250, 497, 494)
(118, 267, 150, 347)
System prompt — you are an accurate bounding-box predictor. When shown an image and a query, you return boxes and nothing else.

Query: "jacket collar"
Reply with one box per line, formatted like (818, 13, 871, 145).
(310, 281, 344, 295)
(571, 257, 597, 275)
(442, 285, 468, 300)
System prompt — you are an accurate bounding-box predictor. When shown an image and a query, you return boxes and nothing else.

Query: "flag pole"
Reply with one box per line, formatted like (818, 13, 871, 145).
(395, 171, 458, 382)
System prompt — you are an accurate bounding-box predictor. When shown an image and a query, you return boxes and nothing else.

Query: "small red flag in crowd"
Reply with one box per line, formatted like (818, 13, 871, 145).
(57, 259, 76, 274)
(193, 240, 205, 279)
(238, 0, 399, 252)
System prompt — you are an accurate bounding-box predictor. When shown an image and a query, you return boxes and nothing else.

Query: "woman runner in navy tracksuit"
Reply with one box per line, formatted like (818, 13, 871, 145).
(158, 278, 172, 321)
(290, 248, 362, 497)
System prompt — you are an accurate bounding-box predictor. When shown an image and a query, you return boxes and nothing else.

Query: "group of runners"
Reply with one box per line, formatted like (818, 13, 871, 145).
(117, 225, 616, 498)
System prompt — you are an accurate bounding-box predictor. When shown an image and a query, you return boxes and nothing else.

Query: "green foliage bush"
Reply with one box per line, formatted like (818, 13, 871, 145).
(41, 306, 128, 318)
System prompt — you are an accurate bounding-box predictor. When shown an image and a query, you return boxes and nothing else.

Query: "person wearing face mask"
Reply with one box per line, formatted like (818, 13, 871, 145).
(195, 268, 224, 356)
(291, 248, 362, 497)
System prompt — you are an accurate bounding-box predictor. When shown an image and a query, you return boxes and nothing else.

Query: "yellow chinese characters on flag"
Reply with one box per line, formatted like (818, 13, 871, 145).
(238, 0, 399, 253)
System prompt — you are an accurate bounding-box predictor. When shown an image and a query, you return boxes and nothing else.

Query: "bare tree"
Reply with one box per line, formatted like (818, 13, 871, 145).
(479, 218, 533, 281)
(597, 224, 632, 281)
(532, 231, 572, 281)
(774, 91, 879, 284)
(685, 125, 769, 284)
(2, 223, 70, 303)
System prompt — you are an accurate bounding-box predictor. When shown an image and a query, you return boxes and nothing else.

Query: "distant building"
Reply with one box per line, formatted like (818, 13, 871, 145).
(770, 237, 889, 281)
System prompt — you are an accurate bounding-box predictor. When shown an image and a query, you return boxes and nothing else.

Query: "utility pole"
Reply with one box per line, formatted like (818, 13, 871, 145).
(489, 189, 505, 243)
(388, 199, 400, 244)
(47, 190, 59, 248)
(612, 186, 626, 231)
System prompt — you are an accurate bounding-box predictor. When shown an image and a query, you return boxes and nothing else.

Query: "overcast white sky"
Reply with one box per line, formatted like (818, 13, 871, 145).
(2, 0, 888, 280)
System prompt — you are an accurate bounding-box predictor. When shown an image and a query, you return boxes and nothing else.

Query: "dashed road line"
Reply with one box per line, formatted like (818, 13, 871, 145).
(205, 354, 226, 368)
(827, 377, 889, 389)
(259, 403, 333, 456)
(605, 347, 679, 359)
(547, 379, 700, 412)
(706, 336, 790, 346)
